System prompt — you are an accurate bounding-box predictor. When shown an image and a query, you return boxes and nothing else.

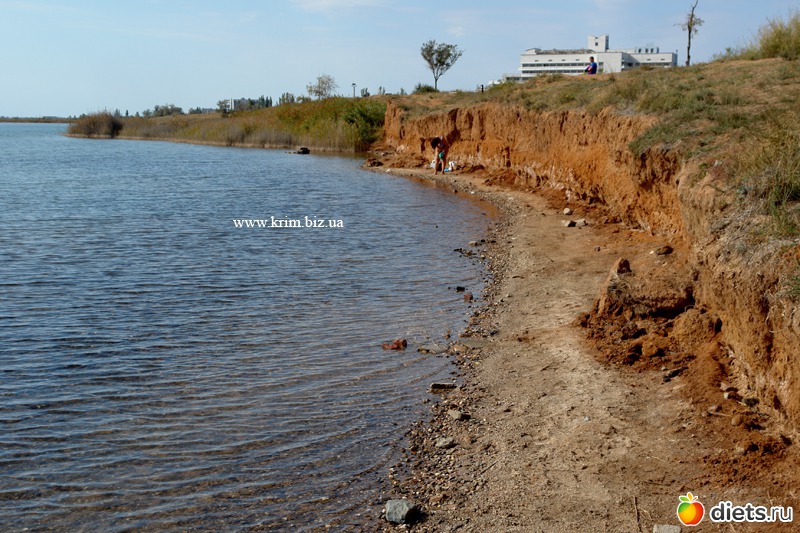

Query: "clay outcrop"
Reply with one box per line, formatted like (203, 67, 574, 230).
(380, 100, 800, 433)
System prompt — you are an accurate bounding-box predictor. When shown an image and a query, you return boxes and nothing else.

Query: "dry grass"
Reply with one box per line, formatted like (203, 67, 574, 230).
(717, 10, 800, 61)
(117, 97, 386, 153)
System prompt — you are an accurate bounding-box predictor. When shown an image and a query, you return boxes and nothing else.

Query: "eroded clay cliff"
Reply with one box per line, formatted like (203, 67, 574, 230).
(381, 100, 800, 434)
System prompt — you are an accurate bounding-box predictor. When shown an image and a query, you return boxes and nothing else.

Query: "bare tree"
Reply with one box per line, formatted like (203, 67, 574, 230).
(306, 74, 338, 100)
(420, 40, 463, 91)
(679, 0, 704, 66)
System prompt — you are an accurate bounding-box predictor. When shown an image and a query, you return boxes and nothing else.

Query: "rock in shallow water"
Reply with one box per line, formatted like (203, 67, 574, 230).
(418, 343, 447, 354)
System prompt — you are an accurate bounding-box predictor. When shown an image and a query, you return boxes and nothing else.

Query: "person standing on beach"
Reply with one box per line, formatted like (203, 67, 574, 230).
(431, 136, 449, 174)
(585, 56, 598, 75)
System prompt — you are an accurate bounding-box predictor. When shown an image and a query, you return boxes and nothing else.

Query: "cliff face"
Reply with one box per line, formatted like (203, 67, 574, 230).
(384, 102, 682, 233)
(382, 101, 800, 431)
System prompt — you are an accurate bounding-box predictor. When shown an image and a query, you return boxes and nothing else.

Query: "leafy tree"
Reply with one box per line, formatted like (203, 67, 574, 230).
(279, 92, 296, 105)
(420, 39, 463, 90)
(217, 99, 231, 116)
(151, 104, 183, 117)
(679, 0, 704, 66)
(233, 98, 253, 111)
(306, 74, 338, 100)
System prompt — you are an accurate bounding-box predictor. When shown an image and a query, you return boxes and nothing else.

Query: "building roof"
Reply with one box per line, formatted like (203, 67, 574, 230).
(525, 48, 594, 55)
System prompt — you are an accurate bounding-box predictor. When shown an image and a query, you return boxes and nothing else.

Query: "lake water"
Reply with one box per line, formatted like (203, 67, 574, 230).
(0, 123, 494, 531)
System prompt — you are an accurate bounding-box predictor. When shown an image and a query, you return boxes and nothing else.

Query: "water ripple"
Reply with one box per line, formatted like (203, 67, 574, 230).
(0, 124, 494, 531)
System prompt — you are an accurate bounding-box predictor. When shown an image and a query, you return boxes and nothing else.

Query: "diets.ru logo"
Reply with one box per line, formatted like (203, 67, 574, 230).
(677, 492, 705, 526)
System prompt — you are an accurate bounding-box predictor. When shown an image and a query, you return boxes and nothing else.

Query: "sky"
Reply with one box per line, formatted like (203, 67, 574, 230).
(1, 0, 796, 117)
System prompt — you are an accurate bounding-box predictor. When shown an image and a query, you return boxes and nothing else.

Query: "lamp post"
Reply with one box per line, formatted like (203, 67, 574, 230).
(352, 83, 356, 98)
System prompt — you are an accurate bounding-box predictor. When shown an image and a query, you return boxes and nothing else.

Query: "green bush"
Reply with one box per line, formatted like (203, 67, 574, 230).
(343, 100, 387, 150)
(68, 112, 123, 138)
(413, 83, 437, 94)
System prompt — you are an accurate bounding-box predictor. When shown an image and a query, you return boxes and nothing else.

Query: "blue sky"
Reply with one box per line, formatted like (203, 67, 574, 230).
(1, 0, 796, 117)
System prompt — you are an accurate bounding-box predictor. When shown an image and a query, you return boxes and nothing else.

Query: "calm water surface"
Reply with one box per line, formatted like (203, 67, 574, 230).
(0, 123, 494, 531)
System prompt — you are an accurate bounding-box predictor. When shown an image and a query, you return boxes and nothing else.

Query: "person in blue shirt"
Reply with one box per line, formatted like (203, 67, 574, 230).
(585, 56, 598, 75)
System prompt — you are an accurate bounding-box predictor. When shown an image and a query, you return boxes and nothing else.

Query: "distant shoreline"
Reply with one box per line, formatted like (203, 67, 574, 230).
(0, 117, 73, 124)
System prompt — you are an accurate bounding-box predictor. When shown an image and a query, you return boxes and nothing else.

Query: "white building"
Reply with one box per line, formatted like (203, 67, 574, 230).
(497, 35, 676, 82)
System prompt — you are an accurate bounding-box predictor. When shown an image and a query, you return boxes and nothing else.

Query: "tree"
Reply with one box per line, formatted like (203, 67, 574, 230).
(306, 74, 338, 100)
(420, 39, 463, 91)
(217, 99, 230, 116)
(151, 104, 183, 117)
(679, 0, 704, 66)
(258, 95, 273, 108)
(279, 92, 296, 105)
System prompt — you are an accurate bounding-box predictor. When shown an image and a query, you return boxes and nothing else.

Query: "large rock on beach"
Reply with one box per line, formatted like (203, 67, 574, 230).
(385, 498, 419, 524)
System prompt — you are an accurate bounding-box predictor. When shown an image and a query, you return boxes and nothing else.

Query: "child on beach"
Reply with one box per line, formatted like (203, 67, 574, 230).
(431, 137, 449, 174)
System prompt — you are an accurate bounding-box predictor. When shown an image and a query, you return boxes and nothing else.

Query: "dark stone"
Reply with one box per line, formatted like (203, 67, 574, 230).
(385, 499, 419, 524)
(655, 245, 674, 255)
(663, 367, 687, 382)
(612, 258, 632, 275)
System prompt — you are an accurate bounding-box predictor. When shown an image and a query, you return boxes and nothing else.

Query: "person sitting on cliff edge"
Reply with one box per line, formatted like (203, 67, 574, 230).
(431, 136, 449, 174)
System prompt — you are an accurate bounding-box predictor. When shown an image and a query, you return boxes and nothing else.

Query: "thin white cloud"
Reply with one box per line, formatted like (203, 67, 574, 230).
(447, 25, 466, 38)
(291, 0, 385, 11)
(0, 0, 79, 15)
(591, 0, 636, 7)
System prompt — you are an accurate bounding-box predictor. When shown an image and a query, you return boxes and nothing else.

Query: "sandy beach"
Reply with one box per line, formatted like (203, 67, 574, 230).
(374, 166, 798, 532)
